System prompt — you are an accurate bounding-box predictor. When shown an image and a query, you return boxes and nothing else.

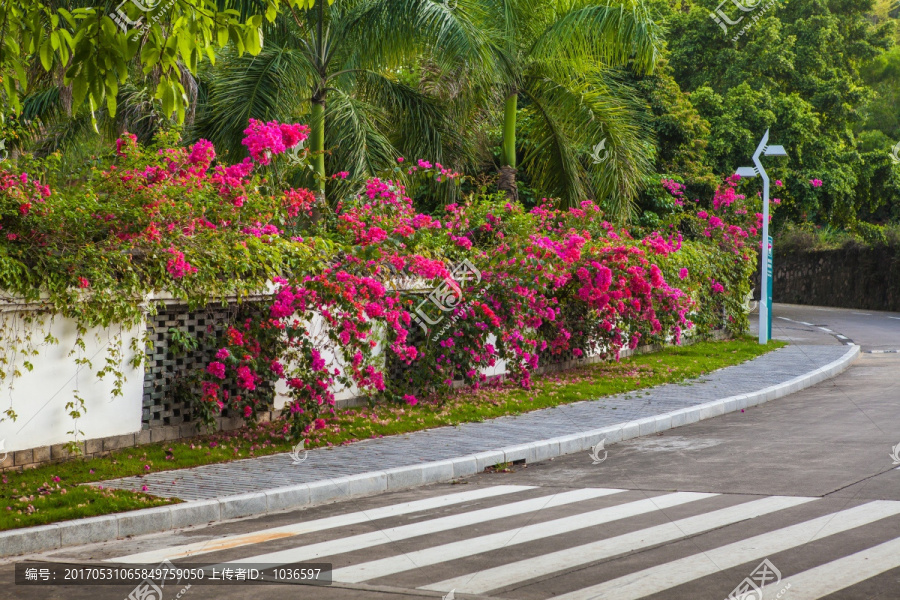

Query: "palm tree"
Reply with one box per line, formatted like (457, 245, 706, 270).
(482, 0, 663, 218)
(193, 0, 491, 206)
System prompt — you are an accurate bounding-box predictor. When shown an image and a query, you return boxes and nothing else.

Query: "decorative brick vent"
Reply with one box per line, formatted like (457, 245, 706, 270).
(385, 316, 430, 389)
(141, 301, 274, 430)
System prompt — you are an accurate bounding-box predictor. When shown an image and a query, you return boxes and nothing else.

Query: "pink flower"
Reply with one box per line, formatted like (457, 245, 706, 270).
(403, 394, 418, 406)
(187, 139, 216, 167)
(115, 133, 137, 157)
(311, 349, 326, 372)
(242, 119, 309, 164)
(270, 359, 284, 377)
(678, 268, 689, 280)
(78, 277, 90, 289)
(207, 361, 226, 379)
(236, 365, 257, 390)
(243, 405, 253, 418)
(215, 348, 230, 360)
(165, 247, 198, 279)
(809, 178, 823, 187)
(141, 485, 149, 492)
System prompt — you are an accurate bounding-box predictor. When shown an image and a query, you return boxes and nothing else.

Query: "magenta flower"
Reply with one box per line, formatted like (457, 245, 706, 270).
(207, 361, 226, 379)
(236, 365, 257, 390)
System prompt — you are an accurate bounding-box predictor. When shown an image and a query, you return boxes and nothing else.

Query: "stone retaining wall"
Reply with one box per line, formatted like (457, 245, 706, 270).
(755, 244, 900, 311)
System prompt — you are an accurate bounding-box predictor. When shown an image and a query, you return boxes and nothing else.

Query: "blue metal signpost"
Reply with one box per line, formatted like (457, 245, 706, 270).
(767, 235, 773, 341)
(735, 130, 787, 345)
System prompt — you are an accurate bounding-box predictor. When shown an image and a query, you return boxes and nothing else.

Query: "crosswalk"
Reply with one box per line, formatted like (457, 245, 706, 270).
(105, 485, 900, 599)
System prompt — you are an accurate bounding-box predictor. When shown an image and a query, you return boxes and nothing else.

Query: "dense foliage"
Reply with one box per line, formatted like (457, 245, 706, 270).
(4, 0, 898, 232)
(642, 0, 900, 233)
(1, 122, 764, 438)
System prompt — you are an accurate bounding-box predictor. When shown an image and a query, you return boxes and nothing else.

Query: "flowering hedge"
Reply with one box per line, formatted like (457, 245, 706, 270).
(0, 121, 765, 440)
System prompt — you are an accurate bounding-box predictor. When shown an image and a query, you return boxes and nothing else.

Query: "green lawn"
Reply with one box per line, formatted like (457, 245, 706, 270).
(1, 336, 784, 530)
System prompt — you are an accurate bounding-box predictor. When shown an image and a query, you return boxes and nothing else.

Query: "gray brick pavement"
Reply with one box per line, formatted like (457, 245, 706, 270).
(97, 345, 847, 501)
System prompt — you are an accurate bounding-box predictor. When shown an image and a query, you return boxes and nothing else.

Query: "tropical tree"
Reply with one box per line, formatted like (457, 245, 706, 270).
(192, 0, 490, 204)
(656, 0, 896, 228)
(0, 0, 294, 122)
(477, 0, 663, 218)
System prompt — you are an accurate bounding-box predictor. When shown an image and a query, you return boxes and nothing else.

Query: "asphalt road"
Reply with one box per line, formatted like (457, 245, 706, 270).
(2, 303, 899, 600)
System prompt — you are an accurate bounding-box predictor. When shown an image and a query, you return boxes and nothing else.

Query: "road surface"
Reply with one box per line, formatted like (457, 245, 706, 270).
(3, 303, 898, 600)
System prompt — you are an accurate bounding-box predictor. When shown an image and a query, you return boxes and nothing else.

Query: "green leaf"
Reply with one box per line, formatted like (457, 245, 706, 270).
(39, 39, 54, 71)
(177, 34, 194, 66)
(245, 27, 262, 55)
(72, 73, 88, 107)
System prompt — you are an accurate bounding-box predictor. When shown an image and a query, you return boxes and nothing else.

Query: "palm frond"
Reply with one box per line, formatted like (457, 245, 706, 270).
(340, 0, 494, 74)
(531, 0, 664, 75)
(520, 64, 653, 218)
(318, 88, 399, 202)
(193, 46, 316, 159)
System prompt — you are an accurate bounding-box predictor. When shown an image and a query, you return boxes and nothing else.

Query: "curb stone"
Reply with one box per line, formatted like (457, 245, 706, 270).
(0, 344, 860, 558)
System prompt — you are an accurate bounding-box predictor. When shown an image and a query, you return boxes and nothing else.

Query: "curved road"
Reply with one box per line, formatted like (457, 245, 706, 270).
(2, 302, 898, 600)
(759, 302, 900, 352)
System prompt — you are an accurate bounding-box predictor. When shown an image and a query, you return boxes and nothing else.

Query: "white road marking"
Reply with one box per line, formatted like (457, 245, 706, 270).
(776, 317, 816, 327)
(213, 488, 624, 567)
(851, 312, 872, 316)
(334, 492, 716, 583)
(818, 327, 833, 333)
(109, 485, 536, 564)
(421, 496, 815, 595)
(547, 501, 900, 600)
(759, 536, 900, 599)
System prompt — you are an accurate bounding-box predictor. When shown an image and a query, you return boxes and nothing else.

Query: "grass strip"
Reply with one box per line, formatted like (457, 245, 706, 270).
(0, 336, 784, 530)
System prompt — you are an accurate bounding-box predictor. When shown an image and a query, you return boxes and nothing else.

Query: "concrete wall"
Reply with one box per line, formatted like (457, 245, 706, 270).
(0, 311, 146, 454)
(0, 294, 722, 469)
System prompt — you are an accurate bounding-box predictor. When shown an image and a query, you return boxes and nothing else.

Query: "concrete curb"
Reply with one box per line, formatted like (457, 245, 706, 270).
(0, 344, 860, 558)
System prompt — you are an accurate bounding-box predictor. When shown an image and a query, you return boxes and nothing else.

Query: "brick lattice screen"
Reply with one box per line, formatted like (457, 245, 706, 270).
(141, 302, 273, 429)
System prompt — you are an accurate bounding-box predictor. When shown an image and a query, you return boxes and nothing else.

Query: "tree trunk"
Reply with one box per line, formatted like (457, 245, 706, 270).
(310, 91, 326, 223)
(498, 165, 518, 201)
(311, 95, 326, 194)
(498, 92, 518, 201)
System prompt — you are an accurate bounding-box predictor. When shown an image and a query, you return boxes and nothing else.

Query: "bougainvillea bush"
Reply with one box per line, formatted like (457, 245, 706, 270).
(0, 121, 760, 440)
(0, 121, 320, 424)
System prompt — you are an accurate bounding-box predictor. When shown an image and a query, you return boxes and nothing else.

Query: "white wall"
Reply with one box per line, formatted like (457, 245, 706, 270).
(0, 310, 145, 452)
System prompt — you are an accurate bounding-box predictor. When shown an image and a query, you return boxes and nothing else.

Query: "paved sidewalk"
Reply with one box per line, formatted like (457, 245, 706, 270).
(99, 344, 849, 502)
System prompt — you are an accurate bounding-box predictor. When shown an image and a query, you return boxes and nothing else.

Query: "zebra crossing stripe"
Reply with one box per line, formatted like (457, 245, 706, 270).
(547, 500, 900, 600)
(212, 488, 624, 567)
(759, 535, 900, 599)
(333, 492, 717, 583)
(421, 495, 814, 594)
(110, 485, 536, 564)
